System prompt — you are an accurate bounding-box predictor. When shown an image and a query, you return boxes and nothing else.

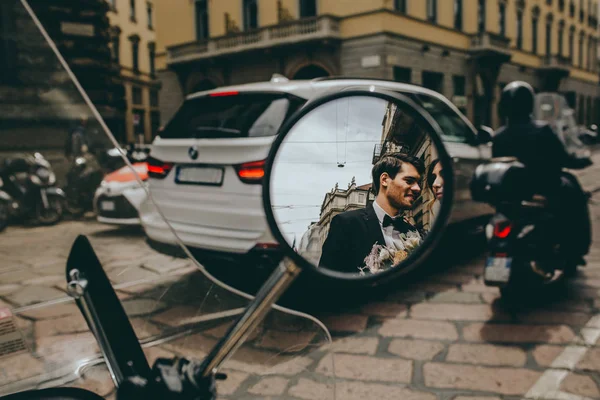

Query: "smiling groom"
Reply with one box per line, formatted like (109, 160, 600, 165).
(318, 152, 425, 274)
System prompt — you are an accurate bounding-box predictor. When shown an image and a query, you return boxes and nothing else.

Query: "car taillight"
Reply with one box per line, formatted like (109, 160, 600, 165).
(235, 160, 265, 184)
(253, 243, 280, 250)
(493, 221, 513, 239)
(147, 156, 174, 179)
(209, 91, 239, 97)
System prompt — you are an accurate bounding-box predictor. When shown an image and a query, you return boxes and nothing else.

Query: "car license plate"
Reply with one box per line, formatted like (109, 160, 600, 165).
(100, 201, 115, 211)
(176, 166, 224, 186)
(484, 256, 512, 284)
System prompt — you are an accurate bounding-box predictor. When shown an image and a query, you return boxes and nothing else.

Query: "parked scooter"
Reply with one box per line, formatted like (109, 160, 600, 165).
(0, 152, 65, 226)
(63, 151, 105, 218)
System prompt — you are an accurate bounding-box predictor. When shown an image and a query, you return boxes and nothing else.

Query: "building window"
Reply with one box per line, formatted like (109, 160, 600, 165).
(131, 86, 144, 105)
(588, 35, 597, 71)
(559, 0, 565, 11)
(422, 71, 444, 94)
(299, 0, 317, 18)
(130, 0, 136, 21)
(147, 2, 153, 29)
(546, 15, 553, 55)
(394, 0, 407, 13)
(129, 35, 140, 73)
(0, 0, 18, 84)
(499, 2, 506, 36)
(111, 35, 120, 63)
(195, 0, 209, 40)
(453, 75, 466, 96)
(132, 87, 143, 105)
(532, 13, 539, 54)
(133, 109, 146, 137)
(427, 0, 437, 23)
(454, 0, 463, 30)
(588, 35, 593, 69)
(570, 1, 576, 17)
(558, 20, 564, 56)
(579, 31, 585, 67)
(150, 89, 159, 107)
(151, 111, 161, 138)
(478, 0, 486, 33)
(580, 0, 585, 21)
(243, 0, 258, 30)
(516, 10, 523, 49)
(393, 66, 411, 83)
(569, 26, 575, 62)
(148, 42, 156, 76)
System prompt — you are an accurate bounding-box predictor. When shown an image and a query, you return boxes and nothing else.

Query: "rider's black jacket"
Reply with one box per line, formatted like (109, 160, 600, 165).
(491, 120, 580, 191)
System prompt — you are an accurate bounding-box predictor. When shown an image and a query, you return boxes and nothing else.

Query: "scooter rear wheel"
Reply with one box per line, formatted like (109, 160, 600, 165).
(35, 194, 63, 225)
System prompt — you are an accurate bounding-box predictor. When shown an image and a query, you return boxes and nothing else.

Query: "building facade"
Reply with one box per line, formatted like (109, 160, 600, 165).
(155, 0, 599, 129)
(107, 0, 160, 144)
(0, 0, 125, 182)
(297, 179, 374, 264)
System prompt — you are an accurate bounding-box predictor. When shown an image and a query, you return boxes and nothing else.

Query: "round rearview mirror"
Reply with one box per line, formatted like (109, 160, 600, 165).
(263, 89, 454, 283)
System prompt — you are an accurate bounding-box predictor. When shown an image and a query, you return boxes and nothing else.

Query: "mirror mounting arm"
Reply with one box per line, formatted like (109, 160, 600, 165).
(114, 257, 301, 400)
(190, 261, 302, 379)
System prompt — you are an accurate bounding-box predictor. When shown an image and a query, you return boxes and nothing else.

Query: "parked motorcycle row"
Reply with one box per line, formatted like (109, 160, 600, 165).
(0, 146, 150, 232)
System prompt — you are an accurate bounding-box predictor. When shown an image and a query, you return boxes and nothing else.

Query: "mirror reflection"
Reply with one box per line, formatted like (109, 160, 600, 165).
(271, 96, 447, 275)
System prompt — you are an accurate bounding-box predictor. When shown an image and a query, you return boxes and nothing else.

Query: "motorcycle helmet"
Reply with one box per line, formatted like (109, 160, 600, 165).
(498, 81, 535, 124)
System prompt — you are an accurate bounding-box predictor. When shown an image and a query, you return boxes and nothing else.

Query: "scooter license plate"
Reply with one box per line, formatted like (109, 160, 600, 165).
(484, 256, 512, 284)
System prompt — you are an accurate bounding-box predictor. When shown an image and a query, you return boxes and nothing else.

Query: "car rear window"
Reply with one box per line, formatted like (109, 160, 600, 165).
(159, 92, 305, 139)
(406, 93, 475, 143)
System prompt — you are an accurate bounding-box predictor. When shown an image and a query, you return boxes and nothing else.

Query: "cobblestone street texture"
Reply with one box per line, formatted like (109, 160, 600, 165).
(1, 152, 600, 399)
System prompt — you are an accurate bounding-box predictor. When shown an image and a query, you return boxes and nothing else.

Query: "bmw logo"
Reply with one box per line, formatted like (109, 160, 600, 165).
(188, 146, 199, 160)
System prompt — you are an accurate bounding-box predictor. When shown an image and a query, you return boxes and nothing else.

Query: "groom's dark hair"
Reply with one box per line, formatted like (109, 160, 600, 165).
(371, 152, 424, 195)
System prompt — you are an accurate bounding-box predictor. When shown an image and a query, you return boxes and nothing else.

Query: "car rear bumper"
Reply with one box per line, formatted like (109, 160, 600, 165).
(140, 206, 276, 254)
(145, 237, 283, 269)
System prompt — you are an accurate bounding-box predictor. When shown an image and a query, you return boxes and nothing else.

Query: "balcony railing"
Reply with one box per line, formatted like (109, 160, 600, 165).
(372, 142, 411, 164)
(167, 15, 340, 65)
(541, 54, 571, 70)
(470, 32, 511, 52)
(469, 32, 512, 63)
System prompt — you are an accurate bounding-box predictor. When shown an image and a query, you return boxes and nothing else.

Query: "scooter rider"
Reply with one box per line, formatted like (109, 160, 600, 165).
(492, 81, 591, 269)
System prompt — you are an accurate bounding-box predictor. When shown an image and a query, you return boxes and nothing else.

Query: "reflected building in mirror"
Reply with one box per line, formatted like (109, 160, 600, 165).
(297, 178, 374, 262)
(377, 102, 436, 232)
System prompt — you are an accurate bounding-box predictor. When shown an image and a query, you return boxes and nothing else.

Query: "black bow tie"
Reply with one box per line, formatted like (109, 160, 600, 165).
(382, 215, 407, 229)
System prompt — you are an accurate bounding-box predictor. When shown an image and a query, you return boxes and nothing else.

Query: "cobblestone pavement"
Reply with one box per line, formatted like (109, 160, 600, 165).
(1, 153, 600, 399)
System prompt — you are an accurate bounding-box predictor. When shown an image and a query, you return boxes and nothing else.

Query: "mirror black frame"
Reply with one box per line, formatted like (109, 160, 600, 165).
(262, 88, 455, 283)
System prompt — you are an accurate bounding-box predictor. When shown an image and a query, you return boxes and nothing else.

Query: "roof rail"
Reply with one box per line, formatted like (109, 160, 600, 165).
(311, 76, 401, 84)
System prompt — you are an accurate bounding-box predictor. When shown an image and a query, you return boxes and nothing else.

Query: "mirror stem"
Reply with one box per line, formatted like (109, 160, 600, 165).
(190, 260, 301, 381)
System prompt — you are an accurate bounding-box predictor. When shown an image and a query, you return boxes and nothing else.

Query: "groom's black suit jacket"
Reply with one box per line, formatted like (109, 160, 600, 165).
(318, 203, 419, 273)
